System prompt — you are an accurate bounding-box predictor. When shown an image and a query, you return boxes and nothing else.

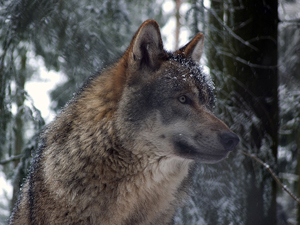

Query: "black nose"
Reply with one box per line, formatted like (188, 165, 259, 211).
(219, 132, 240, 151)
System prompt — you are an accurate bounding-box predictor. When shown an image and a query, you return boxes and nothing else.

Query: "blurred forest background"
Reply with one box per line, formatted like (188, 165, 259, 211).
(1, 0, 300, 224)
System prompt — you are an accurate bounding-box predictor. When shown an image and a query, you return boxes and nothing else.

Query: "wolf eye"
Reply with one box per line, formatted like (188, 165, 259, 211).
(178, 95, 187, 104)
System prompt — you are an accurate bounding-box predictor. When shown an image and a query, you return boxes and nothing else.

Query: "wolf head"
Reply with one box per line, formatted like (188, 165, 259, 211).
(110, 20, 240, 164)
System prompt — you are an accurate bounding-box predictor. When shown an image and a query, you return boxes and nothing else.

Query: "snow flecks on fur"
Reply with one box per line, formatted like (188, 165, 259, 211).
(163, 54, 215, 109)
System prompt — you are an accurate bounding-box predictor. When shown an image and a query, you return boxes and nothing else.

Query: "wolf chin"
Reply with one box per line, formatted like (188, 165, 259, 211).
(10, 19, 239, 225)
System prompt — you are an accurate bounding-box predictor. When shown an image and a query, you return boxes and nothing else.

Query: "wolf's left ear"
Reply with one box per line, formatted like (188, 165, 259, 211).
(175, 33, 204, 64)
(128, 19, 165, 69)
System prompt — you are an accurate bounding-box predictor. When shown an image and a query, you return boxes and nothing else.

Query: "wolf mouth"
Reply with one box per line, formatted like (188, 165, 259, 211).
(173, 138, 230, 162)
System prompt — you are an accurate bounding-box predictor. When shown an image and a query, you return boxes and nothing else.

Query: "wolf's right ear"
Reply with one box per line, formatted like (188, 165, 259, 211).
(127, 20, 165, 69)
(175, 33, 204, 64)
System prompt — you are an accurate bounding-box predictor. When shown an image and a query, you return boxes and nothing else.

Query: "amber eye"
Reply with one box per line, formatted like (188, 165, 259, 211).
(178, 95, 187, 104)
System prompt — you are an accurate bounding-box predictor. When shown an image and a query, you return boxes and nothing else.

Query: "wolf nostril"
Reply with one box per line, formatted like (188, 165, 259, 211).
(219, 132, 240, 151)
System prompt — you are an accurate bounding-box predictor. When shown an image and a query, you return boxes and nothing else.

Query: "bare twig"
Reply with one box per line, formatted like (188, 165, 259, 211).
(0, 154, 23, 165)
(207, 6, 259, 51)
(220, 51, 277, 69)
(239, 150, 300, 205)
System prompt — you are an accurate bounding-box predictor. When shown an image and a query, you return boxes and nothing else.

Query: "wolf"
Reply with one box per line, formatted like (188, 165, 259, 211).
(9, 19, 239, 225)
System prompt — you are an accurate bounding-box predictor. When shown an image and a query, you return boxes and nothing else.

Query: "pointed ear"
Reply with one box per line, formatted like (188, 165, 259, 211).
(175, 33, 204, 64)
(128, 19, 165, 69)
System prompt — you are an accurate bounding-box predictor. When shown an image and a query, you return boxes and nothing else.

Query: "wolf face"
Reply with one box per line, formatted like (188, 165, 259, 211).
(116, 20, 239, 164)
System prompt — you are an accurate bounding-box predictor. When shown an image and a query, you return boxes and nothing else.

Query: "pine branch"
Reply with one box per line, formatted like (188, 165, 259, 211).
(0, 154, 23, 165)
(239, 150, 300, 205)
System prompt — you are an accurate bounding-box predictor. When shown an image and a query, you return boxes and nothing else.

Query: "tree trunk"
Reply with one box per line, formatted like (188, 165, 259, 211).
(11, 52, 27, 211)
(207, 0, 224, 74)
(224, 1, 279, 224)
(174, 0, 182, 50)
(297, 130, 300, 225)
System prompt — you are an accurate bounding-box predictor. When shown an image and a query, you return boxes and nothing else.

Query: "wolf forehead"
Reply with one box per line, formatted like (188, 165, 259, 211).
(156, 53, 215, 108)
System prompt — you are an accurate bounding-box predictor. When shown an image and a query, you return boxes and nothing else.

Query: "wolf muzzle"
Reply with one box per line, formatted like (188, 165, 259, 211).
(218, 131, 240, 152)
